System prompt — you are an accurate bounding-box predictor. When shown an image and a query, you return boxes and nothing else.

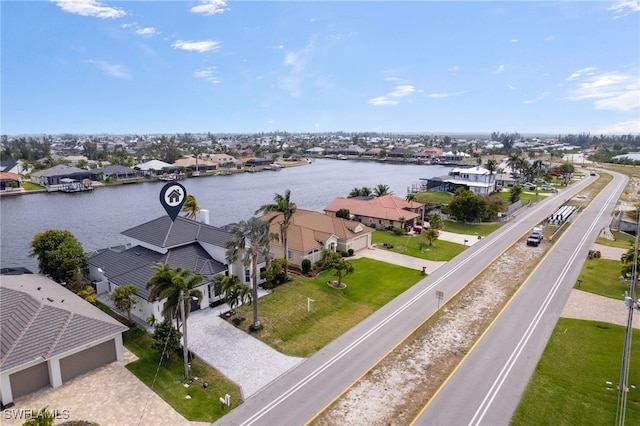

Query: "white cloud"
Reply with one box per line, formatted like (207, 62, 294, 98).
(83, 60, 131, 79)
(52, 0, 126, 19)
(136, 27, 157, 37)
(608, 1, 640, 18)
(493, 65, 505, 74)
(368, 97, 399, 106)
(426, 91, 464, 98)
(172, 40, 221, 52)
(194, 67, 220, 84)
(278, 38, 317, 97)
(595, 119, 640, 135)
(565, 69, 640, 112)
(190, 0, 229, 16)
(369, 84, 415, 106)
(566, 67, 596, 81)
(511, 39, 518, 43)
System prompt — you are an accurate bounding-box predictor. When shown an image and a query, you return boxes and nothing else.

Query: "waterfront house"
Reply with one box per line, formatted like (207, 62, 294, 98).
(324, 195, 424, 231)
(422, 165, 496, 196)
(86, 214, 265, 325)
(0, 172, 22, 192)
(96, 164, 140, 181)
(134, 159, 176, 176)
(0, 273, 128, 408)
(30, 164, 97, 189)
(259, 209, 374, 268)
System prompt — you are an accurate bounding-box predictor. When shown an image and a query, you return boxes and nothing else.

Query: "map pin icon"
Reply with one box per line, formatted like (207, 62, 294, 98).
(160, 182, 187, 221)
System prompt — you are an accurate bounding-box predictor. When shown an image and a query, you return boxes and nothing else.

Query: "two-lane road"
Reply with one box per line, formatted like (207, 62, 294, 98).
(414, 171, 628, 425)
(215, 173, 608, 426)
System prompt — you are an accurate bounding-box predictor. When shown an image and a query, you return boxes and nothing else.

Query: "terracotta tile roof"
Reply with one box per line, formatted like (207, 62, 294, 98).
(324, 194, 421, 222)
(260, 209, 373, 253)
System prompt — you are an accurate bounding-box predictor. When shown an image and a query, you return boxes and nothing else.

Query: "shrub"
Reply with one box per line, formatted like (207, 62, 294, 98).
(341, 251, 349, 257)
(301, 259, 312, 275)
(392, 227, 405, 235)
(348, 248, 354, 256)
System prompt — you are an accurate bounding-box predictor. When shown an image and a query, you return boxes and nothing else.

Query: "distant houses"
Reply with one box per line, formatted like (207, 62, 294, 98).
(324, 194, 424, 231)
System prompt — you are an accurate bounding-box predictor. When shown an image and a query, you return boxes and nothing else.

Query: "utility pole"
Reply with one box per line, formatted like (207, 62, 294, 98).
(180, 291, 189, 380)
(419, 203, 426, 250)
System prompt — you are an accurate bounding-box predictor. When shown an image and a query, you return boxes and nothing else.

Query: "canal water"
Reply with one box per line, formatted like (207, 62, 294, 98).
(0, 159, 453, 271)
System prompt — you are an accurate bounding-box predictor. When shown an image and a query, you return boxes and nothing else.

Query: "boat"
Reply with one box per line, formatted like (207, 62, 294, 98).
(159, 173, 177, 181)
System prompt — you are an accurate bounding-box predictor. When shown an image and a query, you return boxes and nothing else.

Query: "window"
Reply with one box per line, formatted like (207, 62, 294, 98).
(245, 269, 250, 283)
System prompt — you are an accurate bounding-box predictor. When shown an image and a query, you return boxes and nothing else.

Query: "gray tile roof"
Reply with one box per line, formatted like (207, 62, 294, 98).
(121, 216, 231, 249)
(0, 275, 128, 372)
(87, 244, 226, 300)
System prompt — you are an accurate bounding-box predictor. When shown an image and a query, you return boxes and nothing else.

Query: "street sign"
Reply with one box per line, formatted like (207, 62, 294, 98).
(159, 182, 187, 221)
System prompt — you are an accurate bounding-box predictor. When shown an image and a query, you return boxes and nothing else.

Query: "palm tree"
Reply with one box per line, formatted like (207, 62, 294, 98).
(212, 274, 251, 321)
(182, 194, 201, 219)
(225, 217, 277, 331)
(255, 189, 297, 281)
(485, 158, 499, 175)
(146, 263, 203, 330)
(373, 183, 393, 197)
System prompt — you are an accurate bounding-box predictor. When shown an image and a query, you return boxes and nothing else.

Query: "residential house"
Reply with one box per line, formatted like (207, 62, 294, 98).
(205, 154, 242, 170)
(260, 209, 374, 267)
(86, 214, 264, 325)
(134, 159, 176, 176)
(423, 165, 496, 196)
(30, 164, 97, 189)
(0, 172, 21, 192)
(0, 160, 28, 175)
(0, 273, 128, 407)
(173, 157, 218, 173)
(97, 164, 140, 181)
(324, 195, 424, 231)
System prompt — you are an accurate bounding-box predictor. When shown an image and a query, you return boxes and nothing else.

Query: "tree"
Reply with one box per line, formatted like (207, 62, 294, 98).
(182, 194, 202, 219)
(30, 230, 86, 285)
(212, 274, 251, 321)
(255, 189, 297, 281)
(373, 183, 393, 197)
(225, 217, 277, 331)
(485, 158, 499, 175)
(509, 185, 523, 203)
(428, 212, 443, 231)
(110, 285, 138, 322)
(424, 228, 439, 246)
(620, 245, 640, 279)
(151, 319, 182, 359)
(447, 188, 489, 223)
(336, 208, 351, 219)
(146, 263, 203, 330)
(322, 249, 354, 286)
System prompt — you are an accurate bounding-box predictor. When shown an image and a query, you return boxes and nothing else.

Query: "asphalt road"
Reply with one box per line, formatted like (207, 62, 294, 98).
(414, 170, 628, 425)
(213, 173, 608, 426)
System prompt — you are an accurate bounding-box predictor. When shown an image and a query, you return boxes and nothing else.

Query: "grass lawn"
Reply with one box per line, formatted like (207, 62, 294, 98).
(235, 258, 423, 357)
(575, 258, 629, 300)
(441, 219, 502, 236)
(596, 231, 636, 249)
(412, 191, 453, 205)
(512, 318, 640, 425)
(22, 181, 45, 191)
(371, 231, 465, 261)
(123, 327, 242, 423)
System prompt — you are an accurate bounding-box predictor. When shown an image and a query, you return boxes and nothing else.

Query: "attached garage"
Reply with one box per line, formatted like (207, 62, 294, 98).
(9, 362, 50, 401)
(1, 274, 128, 408)
(60, 340, 117, 383)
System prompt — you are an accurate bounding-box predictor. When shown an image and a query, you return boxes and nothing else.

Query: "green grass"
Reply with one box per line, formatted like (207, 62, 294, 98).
(596, 231, 636, 249)
(123, 327, 241, 423)
(236, 258, 423, 357)
(441, 219, 502, 236)
(575, 258, 629, 300)
(411, 191, 453, 205)
(371, 231, 465, 261)
(22, 181, 45, 191)
(512, 318, 640, 425)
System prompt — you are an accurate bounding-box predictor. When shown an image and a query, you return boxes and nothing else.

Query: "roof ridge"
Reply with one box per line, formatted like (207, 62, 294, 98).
(46, 310, 75, 358)
(162, 220, 175, 247)
(1, 298, 44, 366)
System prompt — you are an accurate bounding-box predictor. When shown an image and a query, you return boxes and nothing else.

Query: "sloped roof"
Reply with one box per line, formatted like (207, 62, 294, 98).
(134, 159, 173, 171)
(121, 215, 230, 249)
(0, 275, 128, 371)
(324, 194, 421, 222)
(87, 244, 225, 300)
(30, 164, 90, 178)
(261, 209, 373, 253)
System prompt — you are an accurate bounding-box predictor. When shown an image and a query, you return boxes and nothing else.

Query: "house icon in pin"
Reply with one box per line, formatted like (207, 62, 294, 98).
(167, 188, 182, 204)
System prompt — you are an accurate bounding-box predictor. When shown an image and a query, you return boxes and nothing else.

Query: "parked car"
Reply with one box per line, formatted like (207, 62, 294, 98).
(540, 185, 555, 191)
(523, 182, 536, 190)
(526, 226, 544, 246)
(590, 172, 596, 176)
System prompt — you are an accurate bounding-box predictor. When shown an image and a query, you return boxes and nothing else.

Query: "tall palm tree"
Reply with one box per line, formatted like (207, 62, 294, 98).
(182, 194, 201, 219)
(485, 158, 499, 175)
(225, 217, 277, 331)
(146, 263, 203, 330)
(255, 189, 297, 281)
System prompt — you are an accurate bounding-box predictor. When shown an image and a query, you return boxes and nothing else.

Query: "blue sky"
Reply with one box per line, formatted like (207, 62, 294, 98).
(2, 0, 639, 136)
